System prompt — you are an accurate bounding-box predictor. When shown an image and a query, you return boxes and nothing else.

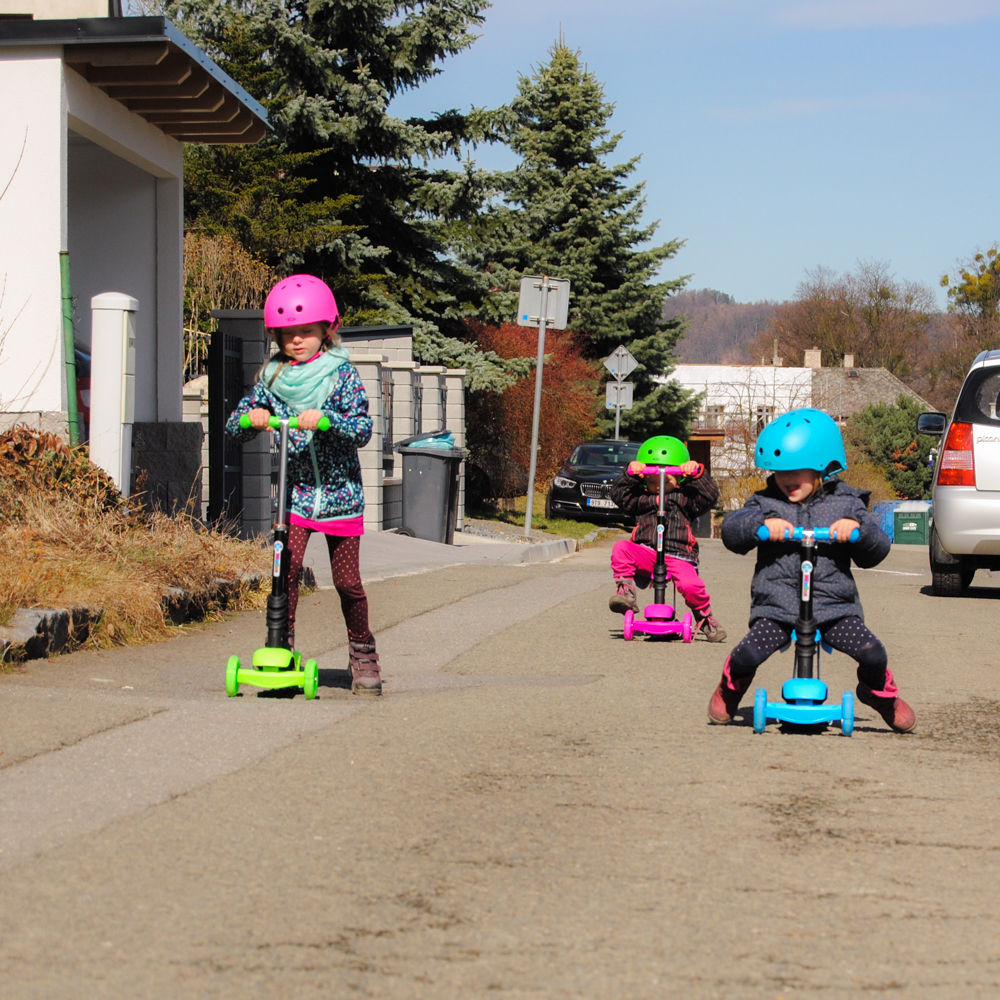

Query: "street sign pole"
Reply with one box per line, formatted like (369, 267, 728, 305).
(523, 279, 550, 540)
(603, 344, 637, 443)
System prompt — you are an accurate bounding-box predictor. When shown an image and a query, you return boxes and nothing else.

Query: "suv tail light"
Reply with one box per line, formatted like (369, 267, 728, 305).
(938, 421, 975, 486)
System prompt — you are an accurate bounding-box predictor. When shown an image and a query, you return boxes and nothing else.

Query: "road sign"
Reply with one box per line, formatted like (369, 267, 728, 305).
(516, 274, 571, 540)
(517, 276, 570, 330)
(603, 344, 637, 380)
(606, 381, 634, 410)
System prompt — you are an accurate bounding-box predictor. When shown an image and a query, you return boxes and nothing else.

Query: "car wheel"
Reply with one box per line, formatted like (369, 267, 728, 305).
(929, 524, 972, 597)
(544, 491, 553, 519)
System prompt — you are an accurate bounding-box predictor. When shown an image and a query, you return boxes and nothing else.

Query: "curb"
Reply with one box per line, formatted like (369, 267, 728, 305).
(509, 537, 577, 564)
(0, 572, 264, 664)
(575, 526, 626, 550)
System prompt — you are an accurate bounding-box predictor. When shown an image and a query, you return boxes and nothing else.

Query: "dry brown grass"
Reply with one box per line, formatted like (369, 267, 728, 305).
(0, 426, 270, 650)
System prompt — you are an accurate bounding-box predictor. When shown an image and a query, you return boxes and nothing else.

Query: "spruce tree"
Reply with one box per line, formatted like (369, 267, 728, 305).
(164, 0, 529, 391)
(460, 44, 698, 438)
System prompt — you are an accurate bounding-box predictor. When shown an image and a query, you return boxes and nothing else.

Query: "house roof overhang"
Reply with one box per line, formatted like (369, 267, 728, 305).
(0, 16, 268, 144)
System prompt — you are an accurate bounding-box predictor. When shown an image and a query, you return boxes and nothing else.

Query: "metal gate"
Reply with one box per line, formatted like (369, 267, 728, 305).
(208, 331, 244, 523)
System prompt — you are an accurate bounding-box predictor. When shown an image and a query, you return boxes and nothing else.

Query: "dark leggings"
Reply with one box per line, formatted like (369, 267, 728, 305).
(728, 616, 888, 690)
(286, 526, 372, 644)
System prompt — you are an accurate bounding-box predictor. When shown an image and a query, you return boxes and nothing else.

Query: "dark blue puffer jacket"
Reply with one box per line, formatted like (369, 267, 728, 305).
(721, 476, 890, 627)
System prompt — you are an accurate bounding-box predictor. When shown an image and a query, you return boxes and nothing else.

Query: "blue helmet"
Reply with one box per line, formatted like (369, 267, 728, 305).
(754, 408, 847, 479)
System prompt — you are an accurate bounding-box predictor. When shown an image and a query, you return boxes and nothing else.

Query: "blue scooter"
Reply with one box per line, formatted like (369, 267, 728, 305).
(751, 525, 860, 736)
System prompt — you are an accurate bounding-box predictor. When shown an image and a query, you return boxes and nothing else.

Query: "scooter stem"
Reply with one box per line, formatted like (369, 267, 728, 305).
(794, 530, 818, 678)
(266, 418, 292, 650)
(653, 466, 667, 606)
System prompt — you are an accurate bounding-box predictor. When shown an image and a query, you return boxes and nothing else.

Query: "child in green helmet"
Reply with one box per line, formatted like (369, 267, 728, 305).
(608, 435, 727, 642)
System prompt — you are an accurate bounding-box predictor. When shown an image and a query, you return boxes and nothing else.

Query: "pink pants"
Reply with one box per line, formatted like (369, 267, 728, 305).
(611, 539, 712, 617)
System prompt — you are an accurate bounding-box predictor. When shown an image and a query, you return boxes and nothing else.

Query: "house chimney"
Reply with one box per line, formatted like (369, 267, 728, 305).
(771, 338, 783, 367)
(843, 353, 855, 369)
(804, 347, 822, 368)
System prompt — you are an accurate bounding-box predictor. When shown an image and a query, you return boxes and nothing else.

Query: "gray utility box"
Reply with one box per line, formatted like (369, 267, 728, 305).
(396, 431, 468, 545)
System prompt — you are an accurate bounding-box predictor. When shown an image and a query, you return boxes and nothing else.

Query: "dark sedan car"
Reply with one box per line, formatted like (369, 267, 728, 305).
(545, 439, 641, 524)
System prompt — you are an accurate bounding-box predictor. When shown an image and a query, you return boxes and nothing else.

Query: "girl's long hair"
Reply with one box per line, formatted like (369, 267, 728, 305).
(255, 320, 342, 388)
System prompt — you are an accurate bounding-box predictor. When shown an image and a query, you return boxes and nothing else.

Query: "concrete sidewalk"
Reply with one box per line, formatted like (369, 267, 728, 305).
(305, 528, 577, 586)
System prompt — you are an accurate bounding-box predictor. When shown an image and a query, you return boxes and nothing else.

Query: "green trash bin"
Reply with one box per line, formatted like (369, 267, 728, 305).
(893, 501, 931, 545)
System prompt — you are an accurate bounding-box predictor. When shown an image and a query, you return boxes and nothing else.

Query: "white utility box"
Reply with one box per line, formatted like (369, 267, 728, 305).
(89, 292, 138, 496)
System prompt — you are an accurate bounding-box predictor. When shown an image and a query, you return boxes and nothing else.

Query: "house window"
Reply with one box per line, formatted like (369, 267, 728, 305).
(755, 405, 775, 434)
(704, 404, 725, 428)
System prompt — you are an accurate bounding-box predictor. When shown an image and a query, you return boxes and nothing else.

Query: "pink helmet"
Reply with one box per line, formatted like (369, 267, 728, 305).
(264, 274, 340, 331)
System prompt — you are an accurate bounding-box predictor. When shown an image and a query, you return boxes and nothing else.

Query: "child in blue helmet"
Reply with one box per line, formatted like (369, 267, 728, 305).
(709, 408, 916, 732)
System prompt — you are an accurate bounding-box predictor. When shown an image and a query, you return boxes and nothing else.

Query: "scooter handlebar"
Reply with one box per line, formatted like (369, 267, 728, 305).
(756, 525, 860, 543)
(239, 414, 331, 432)
(635, 465, 688, 475)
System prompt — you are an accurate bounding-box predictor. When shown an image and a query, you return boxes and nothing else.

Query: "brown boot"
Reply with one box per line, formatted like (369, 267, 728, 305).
(696, 612, 728, 643)
(349, 640, 382, 696)
(708, 659, 753, 724)
(609, 578, 639, 614)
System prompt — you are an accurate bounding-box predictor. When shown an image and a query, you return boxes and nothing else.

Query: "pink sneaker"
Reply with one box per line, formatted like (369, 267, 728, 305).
(856, 683, 916, 732)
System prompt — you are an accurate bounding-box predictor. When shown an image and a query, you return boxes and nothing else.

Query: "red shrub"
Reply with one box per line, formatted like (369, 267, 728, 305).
(465, 321, 600, 501)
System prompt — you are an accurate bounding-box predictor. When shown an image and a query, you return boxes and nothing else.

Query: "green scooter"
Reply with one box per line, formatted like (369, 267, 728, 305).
(225, 413, 328, 699)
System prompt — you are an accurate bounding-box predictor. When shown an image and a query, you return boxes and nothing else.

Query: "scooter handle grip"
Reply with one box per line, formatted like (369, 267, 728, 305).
(756, 525, 860, 543)
(239, 414, 331, 431)
(636, 465, 688, 475)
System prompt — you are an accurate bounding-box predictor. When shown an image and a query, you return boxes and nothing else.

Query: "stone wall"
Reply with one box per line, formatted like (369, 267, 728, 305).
(131, 421, 203, 514)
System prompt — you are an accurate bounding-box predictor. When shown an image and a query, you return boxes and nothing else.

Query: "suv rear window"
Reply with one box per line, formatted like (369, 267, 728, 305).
(955, 367, 1000, 427)
(569, 442, 640, 467)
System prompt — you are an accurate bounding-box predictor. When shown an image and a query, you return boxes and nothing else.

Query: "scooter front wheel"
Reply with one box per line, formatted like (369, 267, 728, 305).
(681, 612, 694, 643)
(753, 688, 767, 733)
(225, 655, 240, 697)
(304, 659, 318, 700)
(841, 690, 854, 737)
(622, 610, 634, 641)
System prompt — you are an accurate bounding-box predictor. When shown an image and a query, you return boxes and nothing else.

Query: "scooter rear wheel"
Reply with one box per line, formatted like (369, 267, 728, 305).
(841, 690, 854, 737)
(753, 688, 767, 733)
(622, 610, 634, 641)
(304, 659, 318, 700)
(225, 655, 240, 697)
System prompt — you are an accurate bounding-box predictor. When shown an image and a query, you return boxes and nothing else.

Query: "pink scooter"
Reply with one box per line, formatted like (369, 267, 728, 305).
(622, 464, 695, 643)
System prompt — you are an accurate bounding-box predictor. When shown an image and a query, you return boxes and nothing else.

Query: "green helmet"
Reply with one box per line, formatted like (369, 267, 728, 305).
(636, 435, 689, 468)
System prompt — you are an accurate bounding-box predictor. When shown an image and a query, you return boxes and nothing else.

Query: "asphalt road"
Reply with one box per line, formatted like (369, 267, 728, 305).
(1, 537, 999, 999)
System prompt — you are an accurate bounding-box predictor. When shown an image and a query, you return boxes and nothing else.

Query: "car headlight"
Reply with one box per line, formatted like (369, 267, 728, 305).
(552, 476, 577, 489)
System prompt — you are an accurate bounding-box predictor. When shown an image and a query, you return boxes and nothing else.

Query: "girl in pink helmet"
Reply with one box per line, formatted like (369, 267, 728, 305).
(225, 275, 381, 694)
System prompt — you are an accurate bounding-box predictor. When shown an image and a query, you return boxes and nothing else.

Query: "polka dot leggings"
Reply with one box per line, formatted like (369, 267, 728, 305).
(286, 526, 372, 644)
(727, 615, 888, 690)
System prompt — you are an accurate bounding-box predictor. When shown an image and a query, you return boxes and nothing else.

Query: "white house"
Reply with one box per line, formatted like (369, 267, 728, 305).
(0, 3, 266, 506)
(659, 352, 931, 478)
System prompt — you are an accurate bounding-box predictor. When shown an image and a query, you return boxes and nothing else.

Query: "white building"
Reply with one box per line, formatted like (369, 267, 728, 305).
(0, 3, 266, 507)
(659, 354, 930, 478)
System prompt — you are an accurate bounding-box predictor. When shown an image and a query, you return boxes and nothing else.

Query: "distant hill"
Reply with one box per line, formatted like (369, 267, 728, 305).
(665, 289, 778, 364)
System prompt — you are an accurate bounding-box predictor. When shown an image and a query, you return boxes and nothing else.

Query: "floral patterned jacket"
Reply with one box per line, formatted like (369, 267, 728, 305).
(225, 364, 373, 521)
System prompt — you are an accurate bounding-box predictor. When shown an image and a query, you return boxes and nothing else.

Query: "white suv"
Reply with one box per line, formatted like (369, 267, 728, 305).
(918, 349, 1000, 595)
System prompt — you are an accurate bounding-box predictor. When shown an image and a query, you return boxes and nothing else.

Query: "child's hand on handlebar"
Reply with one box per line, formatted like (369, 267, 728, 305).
(248, 408, 272, 430)
(829, 518, 861, 542)
(762, 517, 795, 541)
(678, 460, 701, 478)
(627, 460, 645, 476)
(296, 409, 324, 431)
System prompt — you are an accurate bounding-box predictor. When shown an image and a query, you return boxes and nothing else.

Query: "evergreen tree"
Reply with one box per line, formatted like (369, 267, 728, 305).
(459, 43, 698, 438)
(164, 0, 529, 390)
(844, 395, 936, 500)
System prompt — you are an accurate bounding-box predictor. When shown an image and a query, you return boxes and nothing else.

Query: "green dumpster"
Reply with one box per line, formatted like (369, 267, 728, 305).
(893, 501, 931, 545)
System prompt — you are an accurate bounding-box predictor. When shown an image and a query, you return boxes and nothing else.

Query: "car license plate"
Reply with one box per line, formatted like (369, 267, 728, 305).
(587, 498, 616, 509)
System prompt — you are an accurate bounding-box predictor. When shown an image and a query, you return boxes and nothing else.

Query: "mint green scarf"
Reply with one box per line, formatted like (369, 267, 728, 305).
(261, 346, 350, 413)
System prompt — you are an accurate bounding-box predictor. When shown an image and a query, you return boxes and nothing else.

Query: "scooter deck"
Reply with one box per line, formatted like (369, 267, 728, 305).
(622, 607, 694, 642)
(226, 649, 319, 699)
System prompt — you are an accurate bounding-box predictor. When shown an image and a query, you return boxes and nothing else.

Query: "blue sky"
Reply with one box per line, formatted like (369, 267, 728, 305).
(389, 0, 1000, 306)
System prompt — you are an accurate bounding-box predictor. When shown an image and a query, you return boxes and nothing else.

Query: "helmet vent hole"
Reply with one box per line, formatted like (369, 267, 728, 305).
(774, 449, 781, 456)
(296, 305, 303, 311)
(277, 307, 284, 314)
